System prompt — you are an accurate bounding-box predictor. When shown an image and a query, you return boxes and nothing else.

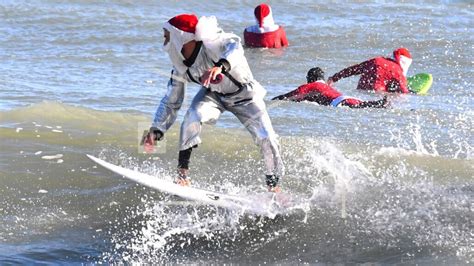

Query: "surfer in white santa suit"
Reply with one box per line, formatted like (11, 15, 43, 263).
(143, 14, 285, 192)
(244, 3, 289, 48)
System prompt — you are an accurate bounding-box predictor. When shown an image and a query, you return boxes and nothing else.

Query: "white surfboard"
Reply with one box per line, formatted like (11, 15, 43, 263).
(87, 155, 289, 218)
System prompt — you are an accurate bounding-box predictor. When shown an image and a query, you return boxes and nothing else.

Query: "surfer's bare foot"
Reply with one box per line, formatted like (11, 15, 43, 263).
(175, 168, 191, 186)
(268, 186, 281, 193)
(175, 177, 191, 186)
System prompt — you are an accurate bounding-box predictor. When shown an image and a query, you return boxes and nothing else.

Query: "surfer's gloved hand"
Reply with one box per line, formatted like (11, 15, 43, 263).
(327, 78, 335, 87)
(381, 95, 389, 108)
(272, 95, 286, 101)
(141, 127, 164, 148)
(148, 127, 164, 141)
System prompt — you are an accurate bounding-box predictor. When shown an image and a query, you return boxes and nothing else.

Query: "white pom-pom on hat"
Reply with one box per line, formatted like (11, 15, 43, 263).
(195, 16, 221, 42)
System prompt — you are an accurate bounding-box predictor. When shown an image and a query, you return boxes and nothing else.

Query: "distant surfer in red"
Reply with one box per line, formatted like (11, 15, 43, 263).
(273, 67, 388, 108)
(328, 48, 412, 93)
(244, 3, 289, 48)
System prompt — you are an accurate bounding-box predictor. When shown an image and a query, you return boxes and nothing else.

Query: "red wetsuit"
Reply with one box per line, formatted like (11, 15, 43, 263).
(272, 81, 362, 106)
(329, 57, 409, 93)
(244, 26, 289, 48)
(272, 81, 387, 108)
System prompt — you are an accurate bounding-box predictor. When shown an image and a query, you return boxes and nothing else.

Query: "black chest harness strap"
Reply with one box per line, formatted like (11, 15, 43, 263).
(185, 68, 245, 98)
(182, 41, 245, 97)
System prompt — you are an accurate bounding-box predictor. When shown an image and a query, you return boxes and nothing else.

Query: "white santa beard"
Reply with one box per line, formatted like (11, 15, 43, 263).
(398, 56, 412, 77)
(255, 10, 279, 33)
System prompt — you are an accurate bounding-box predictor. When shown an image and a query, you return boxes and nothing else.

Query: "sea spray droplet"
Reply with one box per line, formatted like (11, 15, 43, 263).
(52, 130, 63, 133)
(35, 151, 42, 155)
(41, 154, 63, 160)
(16, 128, 23, 133)
(57, 159, 64, 164)
(38, 189, 48, 194)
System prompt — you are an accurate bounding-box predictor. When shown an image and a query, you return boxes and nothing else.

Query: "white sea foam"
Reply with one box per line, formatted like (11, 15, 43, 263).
(375, 146, 437, 157)
(41, 154, 63, 160)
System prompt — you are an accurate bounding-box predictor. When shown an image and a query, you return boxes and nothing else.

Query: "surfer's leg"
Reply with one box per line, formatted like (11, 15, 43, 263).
(176, 88, 224, 185)
(175, 146, 193, 186)
(349, 96, 389, 108)
(179, 88, 224, 151)
(228, 97, 285, 189)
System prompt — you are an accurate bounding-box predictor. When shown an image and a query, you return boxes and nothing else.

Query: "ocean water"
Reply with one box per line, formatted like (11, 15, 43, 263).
(0, 0, 473, 264)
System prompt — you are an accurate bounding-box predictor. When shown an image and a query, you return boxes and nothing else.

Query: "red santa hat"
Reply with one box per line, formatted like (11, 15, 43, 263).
(162, 14, 223, 73)
(168, 14, 198, 34)
(393, 47, 412, 76)
(393, 47, 412, 62)
(164, 14, 220, 42)
(163, 13, 198, 57)
(254, 4, 273, 28)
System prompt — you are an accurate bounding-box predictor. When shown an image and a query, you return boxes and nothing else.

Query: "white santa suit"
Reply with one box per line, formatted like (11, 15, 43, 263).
(153, 16, 284, 177)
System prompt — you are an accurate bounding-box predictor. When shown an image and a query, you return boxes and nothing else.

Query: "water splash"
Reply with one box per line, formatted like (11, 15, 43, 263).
(97, 138, 472, 263)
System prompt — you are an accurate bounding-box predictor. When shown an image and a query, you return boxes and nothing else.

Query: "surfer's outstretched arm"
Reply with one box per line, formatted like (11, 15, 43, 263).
(272, 90, 298, 101)
(152, 68, 187, 133)
(272, 85, 310, 101)
(328, 60, 367, 84)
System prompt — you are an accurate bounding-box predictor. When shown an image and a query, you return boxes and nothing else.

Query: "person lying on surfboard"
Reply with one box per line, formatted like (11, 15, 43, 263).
(272, 67, 389, 108)
(328, 48, 413, 94)
(142, 14, 285, 192)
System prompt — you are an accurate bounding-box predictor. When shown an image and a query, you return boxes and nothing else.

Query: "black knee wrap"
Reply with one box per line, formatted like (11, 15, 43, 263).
(178, 147, 193, 169)
(177, 145, 198, 169)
